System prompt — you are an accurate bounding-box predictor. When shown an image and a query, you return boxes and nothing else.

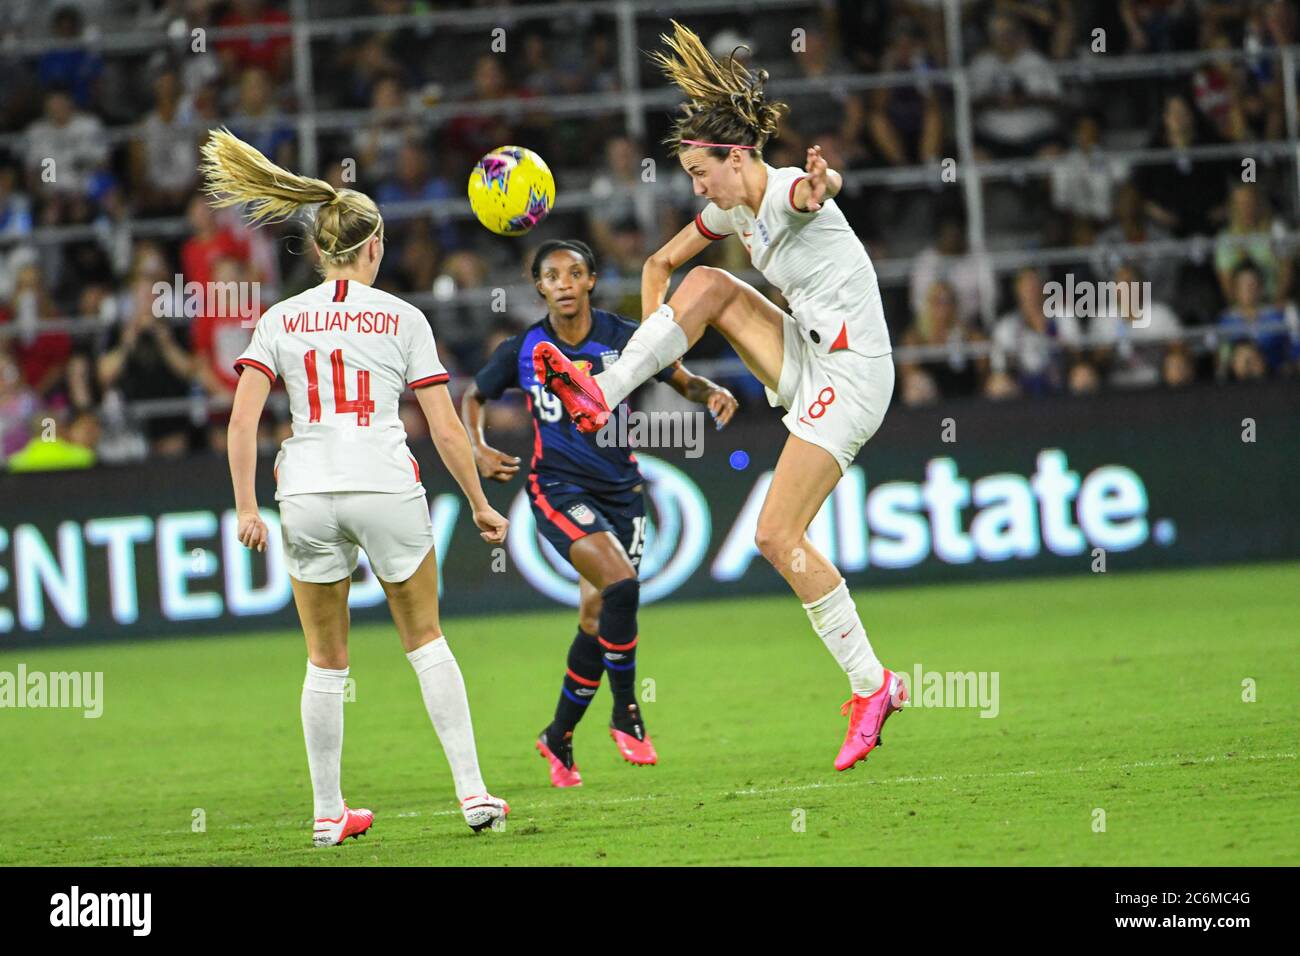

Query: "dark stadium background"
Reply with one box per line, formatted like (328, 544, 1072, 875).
(1, 0, 1297, 641)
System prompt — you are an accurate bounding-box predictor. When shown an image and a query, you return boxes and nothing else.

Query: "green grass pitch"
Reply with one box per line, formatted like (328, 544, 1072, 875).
(1, 562, 1296, 866)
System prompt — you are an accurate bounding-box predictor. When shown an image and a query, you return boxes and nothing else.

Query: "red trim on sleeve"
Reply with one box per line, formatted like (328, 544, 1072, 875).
(788, 176, 815, 213)
(408, 372, 450, 388)
(233, 358, 276, 383)
(409, 456, 421, 482)
(694, 212, 729, 241)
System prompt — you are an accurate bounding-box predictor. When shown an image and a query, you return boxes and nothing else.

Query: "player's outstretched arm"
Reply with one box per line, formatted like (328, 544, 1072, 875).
(460, 380, 521, 483)
(665, 362, 738, 429)
(642, 221, 711, 320)
(227, 368, 271, 552)
(416, 382, 508, 543)
(794, 144, 843, 212)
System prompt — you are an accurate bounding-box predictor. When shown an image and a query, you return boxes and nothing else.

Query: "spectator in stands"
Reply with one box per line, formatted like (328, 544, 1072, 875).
(97, 275, 195, 457)
(989, 266, 1086, 396)
(227, 67, 295, 169)
(1162, 344, 1196, 387)
(351, 73, 415, 187)
(193, 256, 258, 452)
(375, 139, 457, 250)
(780, 29, 866, 154)
(1136, 92, 1230, 237)
(0, 346, 40, 463)
(994, 0, 1076, 59)
(1120, 0, 1199, 54)
(216, 0, 293, 82)
(130, 67, 200, 215)
(865, 18, 944, 167)
(445, 56, 525, 170)
(1049, 112, 1130, 228)
(1091, 182, 1177, 304)
(181, 194, 251, 290)
(968, 11, 1063, 157)
(7, 263, 71, 402)
(909, 210, 998, 329)
(898, 280, 988, 405)
(0, 162, 33, 239)
(22, 88, 110, 224)
(1214, 184, 1292, 307)
(1216, 262, 1296, 376)
(588, 136, 649, 259)
(37, 6, 104, 110)
(1090, 264, 1183, 389)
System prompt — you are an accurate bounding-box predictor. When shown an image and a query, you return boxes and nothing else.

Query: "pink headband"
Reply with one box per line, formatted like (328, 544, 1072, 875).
(680, 139, 755, 149)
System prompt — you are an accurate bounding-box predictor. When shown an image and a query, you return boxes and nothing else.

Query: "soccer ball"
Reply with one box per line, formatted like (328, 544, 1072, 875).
(467, 146, 556, 236)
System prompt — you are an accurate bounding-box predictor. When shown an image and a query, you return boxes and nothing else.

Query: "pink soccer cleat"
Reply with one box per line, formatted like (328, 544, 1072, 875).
(460, 793, 510, 832)
(609, 703, 658, 766)
(532, 342, 611, 434)
(834, 668, 908, 772)
(536, 727, 583, 788)
(313, 804, 374, 847)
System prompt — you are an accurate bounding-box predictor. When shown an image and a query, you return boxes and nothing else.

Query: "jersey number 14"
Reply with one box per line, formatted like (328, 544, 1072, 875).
(304, 348, 375, 426)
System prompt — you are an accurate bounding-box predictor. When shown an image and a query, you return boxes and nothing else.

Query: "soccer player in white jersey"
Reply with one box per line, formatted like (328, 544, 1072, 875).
(200, 129, 511, 846)
(535, 21, 907, 772)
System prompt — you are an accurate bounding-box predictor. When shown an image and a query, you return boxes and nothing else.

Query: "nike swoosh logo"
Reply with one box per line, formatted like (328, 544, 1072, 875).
(839, 627, 856, 639)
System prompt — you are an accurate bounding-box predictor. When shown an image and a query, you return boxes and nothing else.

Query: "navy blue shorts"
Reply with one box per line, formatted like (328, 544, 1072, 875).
(529, 478, 647, 569)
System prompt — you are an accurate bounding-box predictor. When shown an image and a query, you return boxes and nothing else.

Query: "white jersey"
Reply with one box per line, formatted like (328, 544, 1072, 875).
(695, 163, 892, 358)
(234, 278, 448, 498)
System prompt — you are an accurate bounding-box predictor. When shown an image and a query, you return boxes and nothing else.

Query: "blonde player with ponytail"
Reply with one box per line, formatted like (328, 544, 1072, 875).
(534, 22, 907, 773)
(202, 129, 511, 846)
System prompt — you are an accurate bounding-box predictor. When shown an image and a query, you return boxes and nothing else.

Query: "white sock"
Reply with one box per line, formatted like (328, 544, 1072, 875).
(803, 580, 884, 697)
(407, 637, 487, 802)
(302, 661, 348, 820)
(594, 304, 689, 406)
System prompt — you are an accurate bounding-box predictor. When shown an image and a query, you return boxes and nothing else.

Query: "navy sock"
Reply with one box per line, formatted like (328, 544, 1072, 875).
(598, 578, 640, 717)
(552, 628, 603, 734)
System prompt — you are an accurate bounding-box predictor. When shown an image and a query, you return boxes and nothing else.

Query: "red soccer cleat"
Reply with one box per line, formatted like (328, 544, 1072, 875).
(834, 668, 908, 772)
(460, 793, 510, 832)
(313, 803, 374, 847)
(609, 703, 658, 766)
(532, 342, 611, 434)
(536, 727, 583, 788)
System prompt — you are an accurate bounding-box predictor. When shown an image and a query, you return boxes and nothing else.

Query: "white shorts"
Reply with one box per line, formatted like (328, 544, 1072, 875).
(278, 488, 435, 584)
(765, 312, 895, 474)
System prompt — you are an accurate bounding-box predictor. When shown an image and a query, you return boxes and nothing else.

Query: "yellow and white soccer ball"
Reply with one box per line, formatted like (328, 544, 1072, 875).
(467, 146, 556, 236)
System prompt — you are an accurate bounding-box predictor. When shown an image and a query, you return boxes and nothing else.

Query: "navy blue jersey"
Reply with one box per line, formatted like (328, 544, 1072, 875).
(474, 310, 676, 495)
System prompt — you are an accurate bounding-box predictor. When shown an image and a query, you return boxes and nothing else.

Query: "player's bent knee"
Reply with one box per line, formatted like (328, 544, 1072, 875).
(754, 524, 799, 567)
(601, 577, 640, 610)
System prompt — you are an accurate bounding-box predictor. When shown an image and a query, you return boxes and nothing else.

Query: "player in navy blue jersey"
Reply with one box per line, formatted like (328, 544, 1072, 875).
(462, 239, 737, 787)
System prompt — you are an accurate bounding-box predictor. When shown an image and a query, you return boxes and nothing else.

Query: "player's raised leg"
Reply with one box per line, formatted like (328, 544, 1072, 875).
(535, 266, 781, 431)
(291, 573, 375, 847)
(382, 547, 509, 831)
(755, 435, 905, 771)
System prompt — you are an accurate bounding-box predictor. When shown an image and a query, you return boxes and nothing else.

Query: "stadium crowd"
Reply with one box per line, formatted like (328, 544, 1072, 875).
(0, 0, 1297, 470)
